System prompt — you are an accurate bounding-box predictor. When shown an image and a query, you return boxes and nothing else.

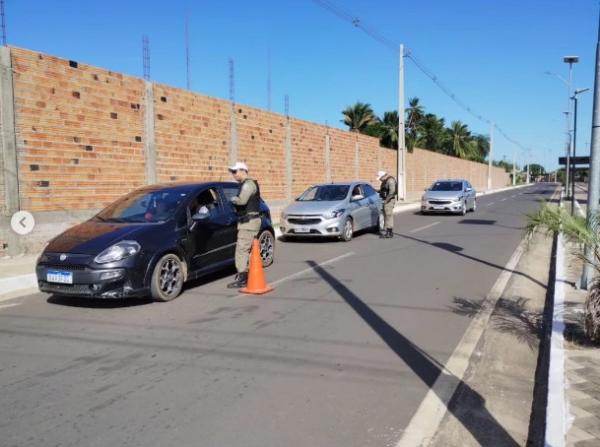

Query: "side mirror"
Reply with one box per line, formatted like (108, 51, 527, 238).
(351, 194, 364, 202)
(465, 187, 473, 192)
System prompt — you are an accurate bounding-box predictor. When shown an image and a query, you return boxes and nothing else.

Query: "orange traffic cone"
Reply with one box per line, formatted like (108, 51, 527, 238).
(240, 239, 273, 295)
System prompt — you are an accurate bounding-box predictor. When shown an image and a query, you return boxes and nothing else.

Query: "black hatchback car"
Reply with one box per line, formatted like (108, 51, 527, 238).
(36, 182, 275, 301)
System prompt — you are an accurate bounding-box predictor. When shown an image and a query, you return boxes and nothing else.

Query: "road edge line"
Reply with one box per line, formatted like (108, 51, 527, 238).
(395, 222, 532, 446)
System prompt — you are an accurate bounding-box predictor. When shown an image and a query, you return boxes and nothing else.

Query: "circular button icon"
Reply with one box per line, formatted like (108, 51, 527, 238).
(10, 211, 35, 235)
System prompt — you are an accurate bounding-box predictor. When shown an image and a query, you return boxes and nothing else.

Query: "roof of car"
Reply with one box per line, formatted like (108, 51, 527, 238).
(135, 181, 238, 192)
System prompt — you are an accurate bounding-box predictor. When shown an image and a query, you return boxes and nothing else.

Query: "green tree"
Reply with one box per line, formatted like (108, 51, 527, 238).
(379, 111, 399, 149)
(471, 134, 490, 162)
(405, 97, 424, 152)
(524, 164, 546, 177)
(341, 102, 377, 133)
(417, 113, 446, 152)
(445, 121, 477, 159)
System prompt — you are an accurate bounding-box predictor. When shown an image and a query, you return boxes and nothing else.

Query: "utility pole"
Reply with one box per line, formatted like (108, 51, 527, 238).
(142, 35, 150, 81)
(512, 149, 516, 185)
(488, 122, 494, 190)
(582, 10, 600, 289)
(1, 0, 6, 46)
(185, 12, 191, 90)
(397, 44, 406, 200)
(571, 88, 590, 215)
(267, 48, 272, 111)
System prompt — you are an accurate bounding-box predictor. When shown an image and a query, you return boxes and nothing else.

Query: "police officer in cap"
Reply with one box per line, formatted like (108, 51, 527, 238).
(377, 170, 397, 238)
(227, 162, 262, 289)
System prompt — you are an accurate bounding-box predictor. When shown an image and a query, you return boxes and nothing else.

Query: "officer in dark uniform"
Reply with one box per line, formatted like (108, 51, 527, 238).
(377, 170, 397, 238)
(227, 162, 262, 289)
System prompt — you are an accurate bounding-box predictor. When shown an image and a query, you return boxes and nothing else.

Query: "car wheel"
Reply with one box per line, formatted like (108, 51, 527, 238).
(258, 230, 275, 267)
(150, 254, 185, 302)
(340, 218, 354, 242)
(373, 211, 385, 233)
(471, 199, 477, 212)
(460, 202, 467, 216)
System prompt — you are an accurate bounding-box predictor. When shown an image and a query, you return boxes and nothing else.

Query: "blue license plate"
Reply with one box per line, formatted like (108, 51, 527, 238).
(47, 270, 73, 284)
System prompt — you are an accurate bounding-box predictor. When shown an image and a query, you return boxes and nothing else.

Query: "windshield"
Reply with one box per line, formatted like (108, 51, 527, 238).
(429, 181, 463, 192)
(298, 185, 350, 202)
(95, 188, 192, 223)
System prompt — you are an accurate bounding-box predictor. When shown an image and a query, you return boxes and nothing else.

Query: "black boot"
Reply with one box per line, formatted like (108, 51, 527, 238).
(227, 272, 248, 289)
(379, 230, 388, 239)
(386, 229, 394, 238)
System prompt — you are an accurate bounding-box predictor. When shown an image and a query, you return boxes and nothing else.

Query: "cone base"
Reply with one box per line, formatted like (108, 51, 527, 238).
(240, 285, 273, 295)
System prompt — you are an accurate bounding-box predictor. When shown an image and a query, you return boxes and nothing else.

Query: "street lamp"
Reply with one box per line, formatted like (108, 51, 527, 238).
(564, 56, 579, 197)
(571, 87, 590, 214)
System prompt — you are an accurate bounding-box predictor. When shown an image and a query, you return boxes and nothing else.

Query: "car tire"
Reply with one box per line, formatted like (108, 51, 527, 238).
(150, 253, 185, 302)
(460, 202, 467, 216)
(258, 230, 275, 268)
(470, 199, 477, 212)
(340, 217, 354, 242)
(373, 211, 385, 233)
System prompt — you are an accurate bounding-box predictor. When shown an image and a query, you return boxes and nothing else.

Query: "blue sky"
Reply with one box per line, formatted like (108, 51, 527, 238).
(9, 0, 600, 170)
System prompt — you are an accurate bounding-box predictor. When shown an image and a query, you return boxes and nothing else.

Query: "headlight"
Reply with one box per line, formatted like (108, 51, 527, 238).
(453, 196, 463, 202)
(326, 209, 346, 219)
(94, 241, 141, 264)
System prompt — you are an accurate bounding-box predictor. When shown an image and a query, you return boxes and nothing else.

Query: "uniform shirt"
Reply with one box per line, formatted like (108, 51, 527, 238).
(381, 176, 397, 203)
(231, 178, 258, 207)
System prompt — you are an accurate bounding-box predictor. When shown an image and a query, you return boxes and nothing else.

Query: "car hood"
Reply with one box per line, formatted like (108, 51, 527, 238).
(44, 220, 152, 255)
(423, 190, 463, 201)
(284, 201, 344, 216)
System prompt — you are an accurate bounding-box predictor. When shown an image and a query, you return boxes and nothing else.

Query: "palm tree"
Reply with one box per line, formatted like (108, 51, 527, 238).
(341, 102, 377, 133)
(405, 97, 424, 152)
(379, 111, 399, 149)
(527, 204, 600, 343)
(471, 134, 490, 162)
(417, 113, 446, 152)
(446, 120, 476, 159)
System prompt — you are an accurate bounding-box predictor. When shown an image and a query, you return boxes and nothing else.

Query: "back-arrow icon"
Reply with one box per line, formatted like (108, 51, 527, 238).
(10, 211, 35, 235)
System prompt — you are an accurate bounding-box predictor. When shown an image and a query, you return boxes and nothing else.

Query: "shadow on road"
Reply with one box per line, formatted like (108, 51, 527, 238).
(47, 295, 152, 308)
(395, 232, 547, 289)
(450, 297, 543, 350)
(307, 260, 519, 446)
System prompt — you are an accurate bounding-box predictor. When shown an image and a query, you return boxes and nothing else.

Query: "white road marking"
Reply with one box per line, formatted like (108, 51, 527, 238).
(396, 233, 530, 447)
(500, 198, 508, 202)
(0, 303, 22, 310)
(409, 222, 440, 234)
(486, 202, 495, 206)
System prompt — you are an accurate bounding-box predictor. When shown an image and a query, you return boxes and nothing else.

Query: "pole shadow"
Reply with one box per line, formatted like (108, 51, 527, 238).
(306, 260, 519, 446)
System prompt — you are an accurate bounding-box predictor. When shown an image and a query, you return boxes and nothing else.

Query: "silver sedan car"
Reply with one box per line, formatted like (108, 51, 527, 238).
(280, 182, 383, 241)
(420, 179, 477, 215)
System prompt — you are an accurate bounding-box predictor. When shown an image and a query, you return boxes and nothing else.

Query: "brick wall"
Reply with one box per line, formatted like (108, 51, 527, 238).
(12, 48, 147, 213)
(1, 46, 511, 254)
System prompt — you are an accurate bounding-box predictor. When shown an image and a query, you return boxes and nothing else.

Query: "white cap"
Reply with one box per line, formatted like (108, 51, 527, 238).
(228, 161, 248, 173)
(377, 170, 387, 180)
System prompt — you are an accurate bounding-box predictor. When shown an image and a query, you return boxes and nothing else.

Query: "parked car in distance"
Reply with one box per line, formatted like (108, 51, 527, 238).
(36, 182, 275, 302)
(280, 182, 383, 241)
(421, 179, 477, 215)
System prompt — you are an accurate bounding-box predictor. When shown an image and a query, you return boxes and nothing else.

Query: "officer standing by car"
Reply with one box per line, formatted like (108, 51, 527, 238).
(227, 162, 262, 289)
(377, 170, 397, 238)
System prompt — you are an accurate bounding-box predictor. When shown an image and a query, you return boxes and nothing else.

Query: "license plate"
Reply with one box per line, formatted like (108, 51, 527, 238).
(295, 227, 311, 233)
(47, 270, 73, 284)
(433, 206, 445, 210)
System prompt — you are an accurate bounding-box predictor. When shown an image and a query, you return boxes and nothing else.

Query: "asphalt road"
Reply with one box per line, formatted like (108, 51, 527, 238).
(0, 184, 556, 447)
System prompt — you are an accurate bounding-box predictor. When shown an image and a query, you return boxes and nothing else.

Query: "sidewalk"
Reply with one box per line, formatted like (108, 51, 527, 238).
(555, 184, 600, 446)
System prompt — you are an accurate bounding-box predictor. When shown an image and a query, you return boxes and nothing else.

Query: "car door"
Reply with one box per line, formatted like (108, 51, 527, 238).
(349, 184, 370, 230)
(218, 184, 244, 260)
(187, 187, 236, 271)
(363, 183, 381, 227)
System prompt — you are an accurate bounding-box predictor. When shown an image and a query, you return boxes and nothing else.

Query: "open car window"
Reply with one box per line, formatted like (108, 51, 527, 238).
(95, 188, 192, 223)
(189, 188, 221, 216)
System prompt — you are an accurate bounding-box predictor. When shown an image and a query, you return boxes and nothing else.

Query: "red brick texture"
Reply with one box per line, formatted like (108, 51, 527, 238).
(7, 47, 510, 215)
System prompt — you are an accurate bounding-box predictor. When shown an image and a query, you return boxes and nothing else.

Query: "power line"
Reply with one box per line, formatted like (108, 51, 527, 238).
(309, 0, 530, 152)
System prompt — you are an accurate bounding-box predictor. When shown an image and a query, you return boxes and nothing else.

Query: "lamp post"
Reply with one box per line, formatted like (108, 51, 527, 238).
(571, 87, 590, 214)
(564, 56, 579, 197)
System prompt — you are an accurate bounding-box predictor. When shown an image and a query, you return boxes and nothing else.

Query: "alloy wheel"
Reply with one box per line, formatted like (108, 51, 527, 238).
(259, 231, 275, 267)
(159, 258, 183, 298)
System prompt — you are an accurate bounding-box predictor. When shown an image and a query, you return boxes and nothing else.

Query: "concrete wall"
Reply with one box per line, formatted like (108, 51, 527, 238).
(0, 46, 510, 255)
